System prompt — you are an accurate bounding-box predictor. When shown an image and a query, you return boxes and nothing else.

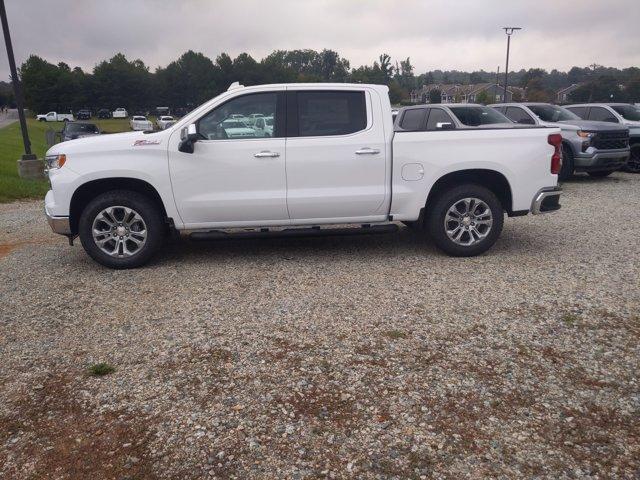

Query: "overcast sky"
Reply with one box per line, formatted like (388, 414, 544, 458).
(1, 0, 639, 81)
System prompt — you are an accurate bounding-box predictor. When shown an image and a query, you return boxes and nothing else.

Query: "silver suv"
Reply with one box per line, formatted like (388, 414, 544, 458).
(491, 103, 630, 180)
(564, 103, 640, 173)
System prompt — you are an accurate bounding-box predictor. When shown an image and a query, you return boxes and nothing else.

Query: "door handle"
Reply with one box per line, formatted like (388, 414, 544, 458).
(355, 148, 380, 155)
(254, 151, 280, 158)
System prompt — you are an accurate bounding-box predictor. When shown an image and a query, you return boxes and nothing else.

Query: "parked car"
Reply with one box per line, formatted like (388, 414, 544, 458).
(492, 103, 630, 179)
(97, 109, 111, 119)
(37, 111, 74, 122)
(112, 108, 128, 118)
(564, 103, 640, 173)
(43, 83, 562, 268)
(60, 122, 100, 142)
(76, 109, 92, 120)
(156, 115, 175, 130)
(130, 115, 153, 131)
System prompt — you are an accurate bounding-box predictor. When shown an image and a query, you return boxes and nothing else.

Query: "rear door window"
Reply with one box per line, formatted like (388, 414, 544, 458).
(588, 107, 619, 123)
(426, 108, 455, 130)
(505, 107, 535, 125)
(399, 108, 426, 131)
(295, 91, 366, 137)
(566, 106, 587, 118)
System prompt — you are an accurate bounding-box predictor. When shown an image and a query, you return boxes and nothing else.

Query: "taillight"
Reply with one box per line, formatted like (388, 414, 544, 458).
(548, 133, 562, 175)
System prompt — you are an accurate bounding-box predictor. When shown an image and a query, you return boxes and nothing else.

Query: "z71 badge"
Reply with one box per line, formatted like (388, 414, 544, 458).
(133, 139, 161, 146)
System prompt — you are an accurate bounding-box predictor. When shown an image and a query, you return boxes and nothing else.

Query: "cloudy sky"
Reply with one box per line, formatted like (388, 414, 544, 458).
(1, 0, 639, 80)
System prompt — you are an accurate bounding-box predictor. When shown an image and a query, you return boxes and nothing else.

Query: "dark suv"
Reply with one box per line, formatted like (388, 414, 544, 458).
(76, 109, 92, 120)
(60, 122, 100, 142)
(97, 109, 111, 119)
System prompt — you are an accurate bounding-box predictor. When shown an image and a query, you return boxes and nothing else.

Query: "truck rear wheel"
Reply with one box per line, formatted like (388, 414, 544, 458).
(425, 184, 504, 257)
(558, 144, 574, 181)
(78, 191, 164, 269)
(624, 145, 640, 173)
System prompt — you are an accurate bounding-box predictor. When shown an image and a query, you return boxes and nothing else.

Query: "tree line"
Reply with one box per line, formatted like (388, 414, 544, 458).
(8, 49, 640, 113)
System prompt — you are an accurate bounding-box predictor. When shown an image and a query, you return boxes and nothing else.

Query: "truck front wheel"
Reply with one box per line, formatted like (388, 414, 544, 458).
(425, 184, 504, 257)
(78, 191, 164, 269)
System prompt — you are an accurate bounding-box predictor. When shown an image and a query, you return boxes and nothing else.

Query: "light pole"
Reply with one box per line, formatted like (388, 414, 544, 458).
(502, 27, 521, 103)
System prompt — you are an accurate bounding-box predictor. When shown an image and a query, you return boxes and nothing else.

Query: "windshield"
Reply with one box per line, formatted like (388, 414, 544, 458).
(161, 116, 173, 121)
(133, 116, 146, 121)
(611, 105, 640, 121)
(67, 124, 98, 134)
(448, 106, 510, 126)
(527, 104, 579, 122)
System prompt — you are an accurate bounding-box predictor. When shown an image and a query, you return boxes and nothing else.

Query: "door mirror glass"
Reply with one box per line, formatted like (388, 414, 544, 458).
(187, 123, 198, 140)
(179, 123, 199, 154)
(436, 122, 454, 130)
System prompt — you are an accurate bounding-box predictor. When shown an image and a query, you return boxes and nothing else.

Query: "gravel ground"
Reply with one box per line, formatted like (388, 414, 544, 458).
(1, 173, 639, 479)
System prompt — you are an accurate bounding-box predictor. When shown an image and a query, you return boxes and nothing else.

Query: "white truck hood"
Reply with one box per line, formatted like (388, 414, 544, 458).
(47, 130, 169, 156)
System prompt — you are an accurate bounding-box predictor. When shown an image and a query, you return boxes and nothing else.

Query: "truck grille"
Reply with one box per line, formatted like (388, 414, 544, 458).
(592, 131, 629, 150)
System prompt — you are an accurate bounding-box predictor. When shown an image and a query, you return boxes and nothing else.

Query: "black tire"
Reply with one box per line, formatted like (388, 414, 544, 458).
(558, 144, 574, 181)
(587, 170, 614, 178)
(79, 190, 164, 269)
(425, 184, 504, 257)
(624, 145, 640, 173)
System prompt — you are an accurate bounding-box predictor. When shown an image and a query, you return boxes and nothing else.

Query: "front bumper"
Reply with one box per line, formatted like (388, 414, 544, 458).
(531, 187, 562, 215)
(573, 148, 630, 171)
(46, 209, 71, 235)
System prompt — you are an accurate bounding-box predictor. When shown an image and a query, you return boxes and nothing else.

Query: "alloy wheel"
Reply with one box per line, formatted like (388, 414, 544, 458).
(444, 197, 493, 246)
(91, 206, 147, 257)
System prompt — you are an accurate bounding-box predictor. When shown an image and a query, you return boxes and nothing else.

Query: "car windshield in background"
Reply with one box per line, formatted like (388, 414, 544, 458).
(133, 116, 146, 121)
(67, 124, 98, 134)
(528, 105, 580, 122)
(448, 106, 510, 126)
(611, 105, 640, 121)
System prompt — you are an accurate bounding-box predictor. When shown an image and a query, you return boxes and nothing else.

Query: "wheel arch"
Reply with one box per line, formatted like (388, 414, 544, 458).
(69, 177, 168, 235)
(420, 169, 514, 226)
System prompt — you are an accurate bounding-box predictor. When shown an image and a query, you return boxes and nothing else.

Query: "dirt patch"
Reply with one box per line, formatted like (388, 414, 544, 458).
(0, 239, 53, 259)
(0, 373, 157, 480)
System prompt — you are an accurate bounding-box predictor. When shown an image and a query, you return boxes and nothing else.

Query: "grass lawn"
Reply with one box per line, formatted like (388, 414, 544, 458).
(0, 118, 132, 203)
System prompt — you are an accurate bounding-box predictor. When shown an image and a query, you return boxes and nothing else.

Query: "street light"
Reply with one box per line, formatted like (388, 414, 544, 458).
(502, 26, 522, 103)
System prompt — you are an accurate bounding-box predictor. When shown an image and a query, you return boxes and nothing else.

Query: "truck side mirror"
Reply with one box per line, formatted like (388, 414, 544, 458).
(436, 122, 454, 130)
(178, 123, 199, 154)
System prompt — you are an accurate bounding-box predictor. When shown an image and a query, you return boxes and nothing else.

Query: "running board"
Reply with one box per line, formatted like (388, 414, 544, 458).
(189, 224, 399, 241)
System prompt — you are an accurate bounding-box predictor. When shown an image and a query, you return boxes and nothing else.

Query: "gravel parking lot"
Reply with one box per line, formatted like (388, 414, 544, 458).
(1, 173, 639, 479)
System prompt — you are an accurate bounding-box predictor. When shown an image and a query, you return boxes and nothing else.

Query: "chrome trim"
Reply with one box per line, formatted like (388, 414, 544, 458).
(531, 188, 562, 215)
(46, 211, 71, 235)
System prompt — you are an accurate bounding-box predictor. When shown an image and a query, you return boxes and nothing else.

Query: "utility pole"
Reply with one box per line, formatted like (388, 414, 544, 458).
(0, 0, 32, 157)
(502, 27, 522, 103)
(0, 0, 42, 178)
(495, 65, 500, 89)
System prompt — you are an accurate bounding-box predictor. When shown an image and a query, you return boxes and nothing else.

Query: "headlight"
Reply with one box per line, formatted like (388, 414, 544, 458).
(577, 130, 595, 138)
(45, 154, 66, 170)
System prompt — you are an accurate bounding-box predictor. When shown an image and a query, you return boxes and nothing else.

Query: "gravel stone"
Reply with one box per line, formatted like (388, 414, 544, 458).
(0, 173, 639, 478)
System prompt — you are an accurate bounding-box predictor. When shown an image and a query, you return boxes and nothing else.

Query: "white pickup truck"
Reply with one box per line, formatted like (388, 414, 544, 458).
(37, 111, 74, 122)
(44, 83, 562, 268)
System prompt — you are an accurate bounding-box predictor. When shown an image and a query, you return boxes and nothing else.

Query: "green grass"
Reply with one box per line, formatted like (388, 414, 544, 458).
(0, 118, 132, 203)
(88, 362, 116, 376)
